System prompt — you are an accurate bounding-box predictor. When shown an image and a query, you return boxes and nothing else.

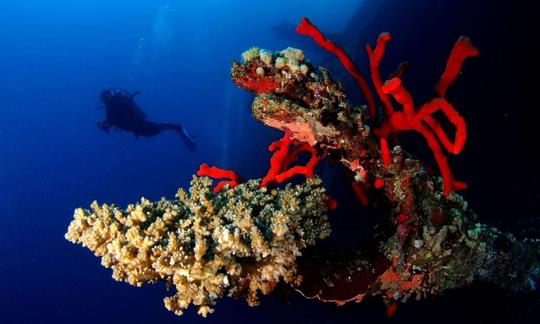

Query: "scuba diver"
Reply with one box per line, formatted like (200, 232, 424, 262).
(97, 88, 196, 151)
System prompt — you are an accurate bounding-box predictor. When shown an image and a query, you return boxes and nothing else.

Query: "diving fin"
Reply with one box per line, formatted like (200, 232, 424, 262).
(178, 123, 196, 151)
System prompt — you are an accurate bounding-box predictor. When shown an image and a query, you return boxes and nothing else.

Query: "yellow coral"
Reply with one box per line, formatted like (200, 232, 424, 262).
(259, 49, 273, 65)
(66, 176, 331, 317)
(241, 47, 260, 63)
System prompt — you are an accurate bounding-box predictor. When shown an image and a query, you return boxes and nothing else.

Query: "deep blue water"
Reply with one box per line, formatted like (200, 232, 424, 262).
(1, 0, 539, 323)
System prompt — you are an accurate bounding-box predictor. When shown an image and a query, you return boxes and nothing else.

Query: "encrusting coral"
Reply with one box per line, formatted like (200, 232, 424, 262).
(65, 176, 331, 317)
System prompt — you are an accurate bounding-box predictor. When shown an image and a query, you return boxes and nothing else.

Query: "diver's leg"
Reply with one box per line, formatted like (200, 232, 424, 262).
(137, 122, 196, 150)
(137, 121, 164, 136)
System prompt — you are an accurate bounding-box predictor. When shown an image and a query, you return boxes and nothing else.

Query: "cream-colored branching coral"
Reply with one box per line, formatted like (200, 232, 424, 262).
(65, 176, 331, 317)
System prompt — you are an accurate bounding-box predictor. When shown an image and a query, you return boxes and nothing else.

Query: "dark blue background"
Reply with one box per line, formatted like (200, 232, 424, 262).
(1, 0, 538, 323)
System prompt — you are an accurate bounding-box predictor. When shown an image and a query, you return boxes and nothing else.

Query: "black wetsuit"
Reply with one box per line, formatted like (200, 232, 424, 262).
(98, 89, 196, 150)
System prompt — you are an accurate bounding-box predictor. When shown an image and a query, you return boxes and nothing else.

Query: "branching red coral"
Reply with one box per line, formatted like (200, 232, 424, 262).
(297, 18, 478, 196)
(197, 134, 325, 192)
(197, 164, 241, 192)
(260, 133, 325, 187)
(436, 36, 480, 97)
(296, 18, 378, 121)
(351, 182, 369, 206)
(370, 33, 478, 194)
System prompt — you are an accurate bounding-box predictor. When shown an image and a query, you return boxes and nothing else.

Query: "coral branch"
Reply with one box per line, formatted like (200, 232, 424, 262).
(296, 19, 473, 195)
(297, 17, 378, 121)
(260, 134, 325, 187)
(417, 98, 467, 155)
(436, 36, 479, 97)
(380, 137, 392, 165)
(415, 123, 468, 194)
(368, 33, 475, 195)
(351, 182, 369, 206)
(382, 77, 415, 115)
(368, 33, 395, 116)
(378, 76, 468, 195)
(196, 164, 241, 192)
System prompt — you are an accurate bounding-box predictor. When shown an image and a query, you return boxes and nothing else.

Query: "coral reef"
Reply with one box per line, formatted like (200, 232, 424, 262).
(65, 176, 331, 317)
(67, 17, 540, 318)
(295, 161, 540, 308)
(230, 17, 540, 312)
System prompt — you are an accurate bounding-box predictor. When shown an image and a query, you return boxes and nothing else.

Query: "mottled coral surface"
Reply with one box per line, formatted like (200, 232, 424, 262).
(66, 176, 331, 316)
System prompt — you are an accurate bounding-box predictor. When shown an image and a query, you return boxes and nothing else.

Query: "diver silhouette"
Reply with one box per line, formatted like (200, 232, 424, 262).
(98, 88, 196, 151)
